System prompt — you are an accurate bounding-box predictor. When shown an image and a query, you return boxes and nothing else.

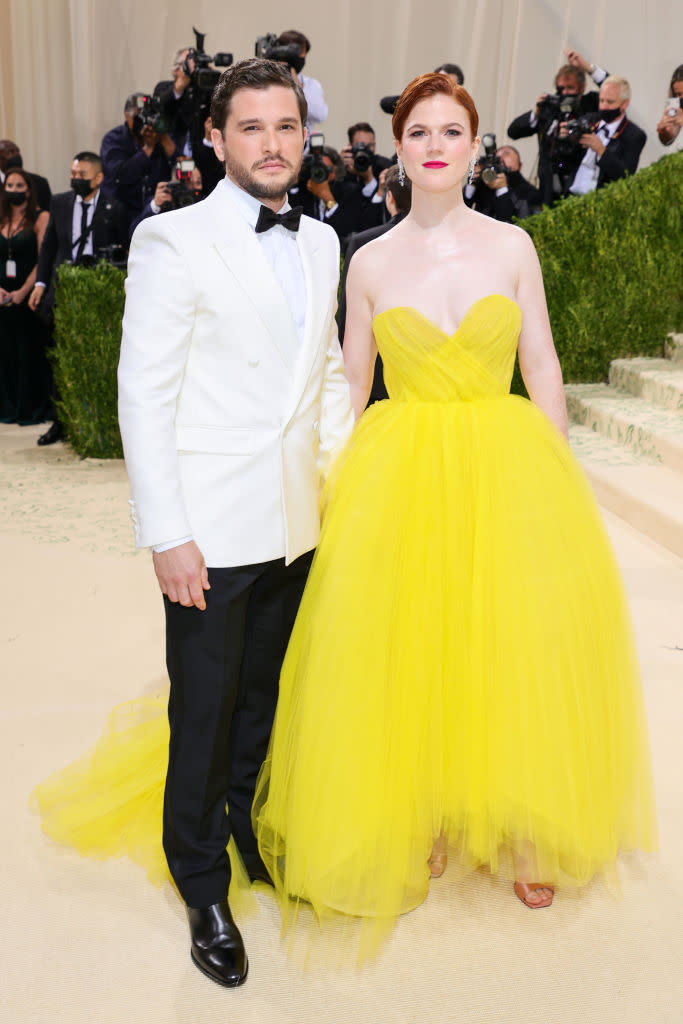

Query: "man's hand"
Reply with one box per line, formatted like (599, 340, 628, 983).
(340, 144, 355, 176)
(28, 284, 45, 311)
(564, 49, 592, 73)
(153, 181, 172, 208)
(306, 178, 335, 204)
(140, 124, 158, 157)
(153, 540, 211, 610)
(534, 93, 549, 118)
(579, 131, 606, 155)
(486, 171, 508, 190)
(375, 167, 389, 200)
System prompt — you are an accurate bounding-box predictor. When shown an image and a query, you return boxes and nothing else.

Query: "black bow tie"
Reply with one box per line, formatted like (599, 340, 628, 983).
(255, 205, 303, 234)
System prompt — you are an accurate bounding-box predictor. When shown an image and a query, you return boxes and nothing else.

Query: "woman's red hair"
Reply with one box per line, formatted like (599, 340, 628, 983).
(392, 73, 479, 140)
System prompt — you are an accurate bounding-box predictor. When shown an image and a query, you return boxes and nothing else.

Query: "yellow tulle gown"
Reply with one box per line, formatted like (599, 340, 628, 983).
(34, 295, 656, 937)
(252, 295, 656, 923)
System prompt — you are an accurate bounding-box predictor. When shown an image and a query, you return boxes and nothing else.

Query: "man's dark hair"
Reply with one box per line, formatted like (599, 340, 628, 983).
(347, 122, 375, 144)
(277, 30, 311, 54)
(384, 164, 411, 214)
(0, 167, 39, 226)
(74, 151, 103, 172)
(555, 64, 585, 90)
(669, 64, 683, 96)
(434, 63, 465, 85)
(211, 58, 307, 137)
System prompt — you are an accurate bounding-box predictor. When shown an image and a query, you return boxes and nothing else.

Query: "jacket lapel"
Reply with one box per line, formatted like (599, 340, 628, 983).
(209, 189, 299, 374)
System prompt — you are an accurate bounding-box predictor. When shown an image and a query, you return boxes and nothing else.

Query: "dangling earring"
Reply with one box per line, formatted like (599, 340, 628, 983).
(397, 157, 406, 186)
(467, 157, 476, 185)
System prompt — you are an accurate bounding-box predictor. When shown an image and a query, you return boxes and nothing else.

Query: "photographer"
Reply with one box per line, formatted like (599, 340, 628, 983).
(128, 163, 204, 238)
(657, 64, 683, 149)
(568, 76, 646, 195)
(100, 94, 179, 231)
(341, 122, 392, 195)
(276, 30, 328, 136)
(465, 142, 541, 221)
(289, 142, 366, 248)
(27, 152, 127, 445)
(508, 49, 609, 205)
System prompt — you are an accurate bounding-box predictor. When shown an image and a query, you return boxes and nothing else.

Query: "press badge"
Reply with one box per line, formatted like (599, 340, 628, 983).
(5, 260, 17, 278)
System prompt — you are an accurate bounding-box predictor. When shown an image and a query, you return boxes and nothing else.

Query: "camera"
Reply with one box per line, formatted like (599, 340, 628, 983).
(555, 111, 601, 154)
(132, 93, 172, 136)
(665, 96, 682, 117)
(299, 133, 332, 186)
(164, 159, 202, 209)
(183, 27, 233, 93)
(255, 34, 305, 74)
(477, 132, 505, 185)
(380, 95, 400, 115)
(537, 91, 582, 123)
(351, 142, 373, 174)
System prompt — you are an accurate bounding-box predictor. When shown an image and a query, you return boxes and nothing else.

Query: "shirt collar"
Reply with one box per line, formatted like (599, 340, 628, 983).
(75, 188, 101, 206)
(597, 114, 624, 138)
(220, 175, 290, 230)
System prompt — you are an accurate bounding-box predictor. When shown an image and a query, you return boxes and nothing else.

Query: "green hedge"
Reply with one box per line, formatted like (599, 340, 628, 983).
(52, 261, 125, 458)
(53, 151, 682, 458)
(512, 150, 683, 394)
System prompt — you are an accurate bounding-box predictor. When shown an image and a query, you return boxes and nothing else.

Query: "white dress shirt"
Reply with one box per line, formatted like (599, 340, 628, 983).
(569, 116, 623, 195)
(72, 189, 101, 259)
(154, 175, 309, 554)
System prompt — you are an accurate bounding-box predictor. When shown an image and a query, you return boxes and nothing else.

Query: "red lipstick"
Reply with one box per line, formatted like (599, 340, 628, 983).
(422, 161, 448, 168)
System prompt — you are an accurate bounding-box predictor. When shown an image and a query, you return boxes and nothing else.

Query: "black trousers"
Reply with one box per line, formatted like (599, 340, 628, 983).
(162, 549, 313, 908)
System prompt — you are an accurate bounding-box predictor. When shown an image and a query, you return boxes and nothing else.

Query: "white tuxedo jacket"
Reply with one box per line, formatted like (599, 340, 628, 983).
(118, 181, 354, 567)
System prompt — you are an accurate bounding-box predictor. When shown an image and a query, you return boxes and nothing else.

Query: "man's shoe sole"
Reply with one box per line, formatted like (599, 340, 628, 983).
(190, 950, 248, 987)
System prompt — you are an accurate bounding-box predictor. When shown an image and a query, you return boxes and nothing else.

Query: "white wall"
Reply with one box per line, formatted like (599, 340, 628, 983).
(2, 0, 681, 191)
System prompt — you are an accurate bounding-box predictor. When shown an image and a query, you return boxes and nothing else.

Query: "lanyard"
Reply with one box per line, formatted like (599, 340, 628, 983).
(3, 215, 27, 261)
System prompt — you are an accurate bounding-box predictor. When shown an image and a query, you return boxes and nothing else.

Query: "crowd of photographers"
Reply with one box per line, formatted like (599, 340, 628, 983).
(1, 29, 681, 442)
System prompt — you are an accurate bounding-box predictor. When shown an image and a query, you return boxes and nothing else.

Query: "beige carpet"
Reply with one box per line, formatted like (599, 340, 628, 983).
(2, 421, 682, 1024)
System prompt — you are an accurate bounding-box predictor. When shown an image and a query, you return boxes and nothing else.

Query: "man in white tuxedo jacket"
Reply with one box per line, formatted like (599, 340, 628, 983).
(118, 59, 353, 987)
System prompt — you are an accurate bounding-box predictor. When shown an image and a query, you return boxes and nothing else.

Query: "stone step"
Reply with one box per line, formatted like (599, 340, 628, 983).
(565, 383, 683, 474)
(609, 358, 683, 412)
(665, 331, 683, 364)
(569, 424, 683, 559)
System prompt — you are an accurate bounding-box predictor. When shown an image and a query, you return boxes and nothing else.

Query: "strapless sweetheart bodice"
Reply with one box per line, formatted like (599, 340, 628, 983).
(372, 293, 522, 403)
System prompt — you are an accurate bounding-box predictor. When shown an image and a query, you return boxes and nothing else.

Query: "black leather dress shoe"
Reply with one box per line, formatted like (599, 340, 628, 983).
(186, 900, 248, 987)
(37, 421, 64, 446)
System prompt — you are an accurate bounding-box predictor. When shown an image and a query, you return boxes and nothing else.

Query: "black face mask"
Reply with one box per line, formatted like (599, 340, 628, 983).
(70, 178, 92, 197)
(599, 106, 623, 123)
(6, 191, 28, 205)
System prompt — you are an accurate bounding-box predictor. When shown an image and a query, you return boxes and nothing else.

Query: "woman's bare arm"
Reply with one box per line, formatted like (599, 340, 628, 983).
(341, 247, 379, 420)
(514, 230, 568, 438)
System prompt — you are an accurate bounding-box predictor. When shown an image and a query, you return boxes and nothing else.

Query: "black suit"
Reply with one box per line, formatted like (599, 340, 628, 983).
(466, 170, 542, 221)
(593, 118, 647, 188)
(100, 122, 177, 231)
(36, 190, 128, 308)
(508, 90, 602, 205)
(337, 213, 407, 404)
(290, 179, 369, 250)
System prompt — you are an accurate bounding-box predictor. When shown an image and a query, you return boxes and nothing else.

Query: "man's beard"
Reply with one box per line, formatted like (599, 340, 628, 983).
(224, 151, 300, 200)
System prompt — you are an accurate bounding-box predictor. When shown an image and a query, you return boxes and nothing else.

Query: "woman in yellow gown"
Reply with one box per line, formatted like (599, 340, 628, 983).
(34, 74, 656, 938)
(251, 73, 656, 921)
